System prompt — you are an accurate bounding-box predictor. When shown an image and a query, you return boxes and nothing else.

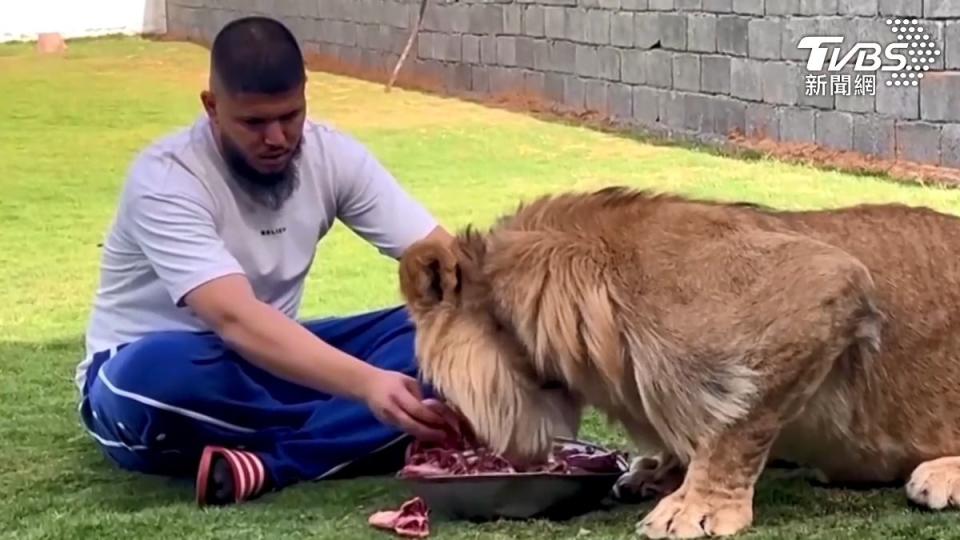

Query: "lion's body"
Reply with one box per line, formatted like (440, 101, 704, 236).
(398, 187, 960, 538)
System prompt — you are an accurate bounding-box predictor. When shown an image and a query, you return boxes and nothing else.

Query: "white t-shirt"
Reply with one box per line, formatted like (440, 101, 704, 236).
(77, 115, 438, 391)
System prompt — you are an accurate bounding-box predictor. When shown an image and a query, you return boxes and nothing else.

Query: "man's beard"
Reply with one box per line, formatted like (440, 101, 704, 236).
(219, 134, 302, 211)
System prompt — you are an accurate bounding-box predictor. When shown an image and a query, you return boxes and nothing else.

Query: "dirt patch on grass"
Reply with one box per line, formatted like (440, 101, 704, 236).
(727, 132, 960, 189)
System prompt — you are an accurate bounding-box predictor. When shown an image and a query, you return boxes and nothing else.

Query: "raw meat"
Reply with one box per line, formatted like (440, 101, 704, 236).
(368, 408, 626, 537)
(368, 497, 430, 538)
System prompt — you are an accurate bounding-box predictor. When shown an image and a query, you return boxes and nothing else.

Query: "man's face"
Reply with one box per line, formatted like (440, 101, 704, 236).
(201, 83, 307, 208)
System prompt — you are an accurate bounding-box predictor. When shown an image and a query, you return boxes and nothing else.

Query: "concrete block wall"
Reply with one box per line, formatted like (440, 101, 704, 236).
(165, 0, 960, 168)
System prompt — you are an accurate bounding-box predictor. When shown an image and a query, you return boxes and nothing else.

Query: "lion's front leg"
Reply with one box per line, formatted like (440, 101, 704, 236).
(637, 415, 780, 539)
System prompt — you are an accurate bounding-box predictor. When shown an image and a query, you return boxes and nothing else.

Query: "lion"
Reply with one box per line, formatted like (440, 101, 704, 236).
(397, 186, 960, 538)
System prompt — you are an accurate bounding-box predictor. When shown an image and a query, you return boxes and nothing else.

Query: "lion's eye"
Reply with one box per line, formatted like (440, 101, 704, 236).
(540, 380, 564, 390)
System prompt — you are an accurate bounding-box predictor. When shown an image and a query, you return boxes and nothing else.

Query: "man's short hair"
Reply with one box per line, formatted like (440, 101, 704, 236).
(210, 16, 306, 95)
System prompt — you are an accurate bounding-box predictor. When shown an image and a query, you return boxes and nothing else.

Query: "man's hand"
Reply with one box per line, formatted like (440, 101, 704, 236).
(359, 370, 454, 442)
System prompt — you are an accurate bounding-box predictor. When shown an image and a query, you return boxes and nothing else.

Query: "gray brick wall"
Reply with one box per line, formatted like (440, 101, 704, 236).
(164, 0, 960, 168)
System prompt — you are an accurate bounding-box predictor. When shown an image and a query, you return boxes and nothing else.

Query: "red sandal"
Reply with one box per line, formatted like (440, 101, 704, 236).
(196, 445, 269, 507)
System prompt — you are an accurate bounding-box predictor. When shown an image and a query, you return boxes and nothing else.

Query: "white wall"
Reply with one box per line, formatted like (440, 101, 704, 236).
(0, 0, 166, 43)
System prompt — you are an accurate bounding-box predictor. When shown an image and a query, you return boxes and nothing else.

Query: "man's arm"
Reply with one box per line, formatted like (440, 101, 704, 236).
(128, 189, 449, 440)
(333, 132, 453, 258)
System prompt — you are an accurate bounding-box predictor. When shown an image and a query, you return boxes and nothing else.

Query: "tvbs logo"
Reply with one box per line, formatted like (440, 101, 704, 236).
(798, 18, 941, 74)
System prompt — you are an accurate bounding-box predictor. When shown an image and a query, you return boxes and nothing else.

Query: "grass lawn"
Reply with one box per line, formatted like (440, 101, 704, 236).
(5, 35, 960, 539)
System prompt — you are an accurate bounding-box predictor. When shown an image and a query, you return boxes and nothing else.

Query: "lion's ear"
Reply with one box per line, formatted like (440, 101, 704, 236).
(399, 239, 461, 309)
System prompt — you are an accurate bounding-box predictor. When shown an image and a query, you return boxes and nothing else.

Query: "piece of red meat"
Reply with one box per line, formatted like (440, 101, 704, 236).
(368, 496, 430, 538)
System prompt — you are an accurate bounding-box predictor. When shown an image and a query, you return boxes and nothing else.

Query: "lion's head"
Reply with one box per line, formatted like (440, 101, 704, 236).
(398, 232, 583, 465)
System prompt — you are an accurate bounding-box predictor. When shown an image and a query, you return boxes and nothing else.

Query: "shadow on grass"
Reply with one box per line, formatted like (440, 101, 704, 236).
(0, 336, 928, 538)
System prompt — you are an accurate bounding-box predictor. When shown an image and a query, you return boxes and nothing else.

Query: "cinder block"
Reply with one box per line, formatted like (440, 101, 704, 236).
(608, 83, 634, 120)
(703, 0, 733, 12)
(566, 8, 587, 42)
(523, 5, 545, 37)
(514, 37, 536, 69)
(746, 103, 781, 139)
(585, 79, 610, 113)
(469, 4, 504, 35)
(621, 49, 648, 83)
(782, 18, 821, 61)
(765, 0, 801, 14)
(713, 96, 748, 135)
(471, 65, 490, 94)
(598, 46, 621, 80)
(840, 0, 878, 14)
(731, 57, 764, 101)
(683, 93, 712, 132)
(460, 35, 480, 64)
(544, 72, 565, 103)
(633, 86, 662, 124)
(815, 110, 853, 150)
(416, 32, 433, 60)
(853, 115, 896, 159)
(544, 7, 565, 39)
(677, 0, 703, 9)
(549, 40, 577, 72)
(480, 35, 497, 64)
(448, 5, 471, 34)
(600, 0, 623, 8)
(925, 0, 960, 17)
(563, 75, 587, 109)
(879, 0, 921, 16)
(836, 88, 876, 113)
(732, 0, 764, 14)
(947, 22, 960, 69)
(497, 36, 517, 66)
(660, 13, 688, 50)
(490, 66, 523, 95)
(896, 121, 942, 163)
(523, 70, 547, 98)
(748, 18, 782, 60)
(798, 73, 836, 109)
(533, 39, 551, 71)
(780, 108, 816, 142)
(504, 4, 522, 34)
(673, 53, 701, 91)
(921, 72, 960, 121)
(918, 21, 946, 72)
(687, 14, 718, 53)
(659, 91, 686, 129)
(762, 62, 800, 105)
(800, 0, 839, 14)
(634, 12, 661, 49)
(718, 15, 749, 56)
(576, 45, 600, 78)
(451, 63, 474, 93)
(585, 9, 611, 45)
(621, 0, 650, 9)
(647, 50, 675, 88)
(702, 55, 732, 94)
(650, 0, 676, 9)
(876, 72, 919, 118)
(611, 12, 635, 47)
(940, 124, 960, 168)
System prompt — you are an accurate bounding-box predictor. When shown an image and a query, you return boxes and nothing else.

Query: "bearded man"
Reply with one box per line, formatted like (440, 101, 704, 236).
(77, 15, 456, 506)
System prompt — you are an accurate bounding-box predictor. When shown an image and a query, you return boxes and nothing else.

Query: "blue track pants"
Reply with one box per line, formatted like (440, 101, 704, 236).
(78, 305, 429, 489)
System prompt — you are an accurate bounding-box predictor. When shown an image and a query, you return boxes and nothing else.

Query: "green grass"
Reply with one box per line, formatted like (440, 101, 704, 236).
(4, 35, 960, 539)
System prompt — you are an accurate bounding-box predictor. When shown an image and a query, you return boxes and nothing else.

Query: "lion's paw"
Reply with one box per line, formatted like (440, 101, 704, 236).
(636, 490, 752, 539)
(614, 454, 685, 502)
(907, 456, 960, 510)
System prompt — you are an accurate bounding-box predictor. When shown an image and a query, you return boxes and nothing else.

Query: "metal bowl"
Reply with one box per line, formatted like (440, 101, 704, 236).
(399, 438, 629, 522)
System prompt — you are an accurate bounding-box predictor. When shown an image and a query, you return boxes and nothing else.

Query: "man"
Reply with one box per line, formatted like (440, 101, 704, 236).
(77, 15, 457, 506)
